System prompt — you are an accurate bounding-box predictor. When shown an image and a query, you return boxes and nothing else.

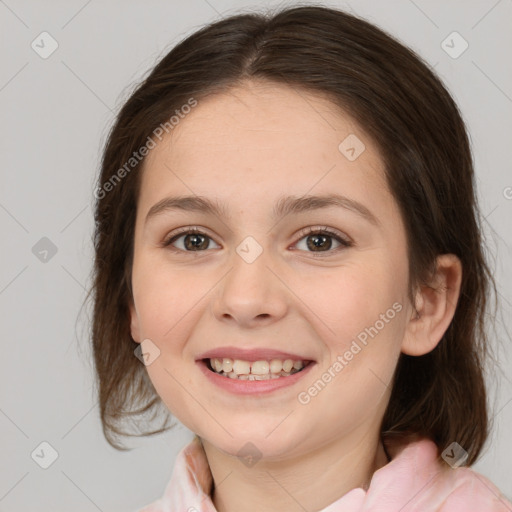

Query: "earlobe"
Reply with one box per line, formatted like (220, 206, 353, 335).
(401, 254, 462, 357)
(129, 302, 141, 344)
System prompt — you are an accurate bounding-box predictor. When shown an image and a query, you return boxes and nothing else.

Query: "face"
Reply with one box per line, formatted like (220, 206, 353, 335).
(129, 80, 414, 460)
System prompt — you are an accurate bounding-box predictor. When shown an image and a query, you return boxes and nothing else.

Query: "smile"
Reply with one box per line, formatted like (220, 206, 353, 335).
(197, 358, 316, 395)
(206, 357, 311, 380)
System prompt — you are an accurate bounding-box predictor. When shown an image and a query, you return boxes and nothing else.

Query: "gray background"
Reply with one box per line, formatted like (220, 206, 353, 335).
(1, 0, 511, 510)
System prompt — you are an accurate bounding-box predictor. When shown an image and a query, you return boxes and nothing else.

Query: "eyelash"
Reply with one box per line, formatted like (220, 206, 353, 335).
(161, 226, 353, 257)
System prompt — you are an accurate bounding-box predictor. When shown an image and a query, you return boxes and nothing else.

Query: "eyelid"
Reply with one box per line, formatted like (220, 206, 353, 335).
(289, 226, 353, 257)
(162, 225, 353, 254)
(292, 225, 352, 245)
(162, 226, 219, 249)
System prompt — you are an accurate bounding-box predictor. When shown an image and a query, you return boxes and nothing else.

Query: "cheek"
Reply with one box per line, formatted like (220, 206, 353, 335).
(299, 258, 407, 384)
(302, 307, 405, 430)
(144, 357, 196, 426)
(132, 255, 209, 342)
(296, 260, 402, 339)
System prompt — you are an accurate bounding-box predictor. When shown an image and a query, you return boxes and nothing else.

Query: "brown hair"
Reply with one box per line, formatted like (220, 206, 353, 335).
(88, 5, 498, 463)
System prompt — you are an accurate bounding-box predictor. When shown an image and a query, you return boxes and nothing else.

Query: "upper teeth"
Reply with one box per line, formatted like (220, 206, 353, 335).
(210, 357, 305, 375)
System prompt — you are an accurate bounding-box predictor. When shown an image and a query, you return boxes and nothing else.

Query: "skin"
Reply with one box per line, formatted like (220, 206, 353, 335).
(129, 79, 462, 512)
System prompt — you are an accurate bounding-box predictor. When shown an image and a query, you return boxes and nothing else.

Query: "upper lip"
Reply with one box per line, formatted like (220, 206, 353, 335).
(196, 346, 315, 362)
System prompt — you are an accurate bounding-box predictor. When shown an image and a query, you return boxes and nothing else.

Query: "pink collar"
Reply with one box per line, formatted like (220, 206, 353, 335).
(138, 435, 512, 511)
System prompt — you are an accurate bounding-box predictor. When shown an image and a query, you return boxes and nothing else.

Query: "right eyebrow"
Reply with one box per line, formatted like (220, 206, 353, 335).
(145, 195, 230, 225)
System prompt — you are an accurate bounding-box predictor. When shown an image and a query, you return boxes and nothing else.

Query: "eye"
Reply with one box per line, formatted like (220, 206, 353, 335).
(292, 226, 353, 256)
(162, 227, 219, 252)
(162, 226, 353, 255)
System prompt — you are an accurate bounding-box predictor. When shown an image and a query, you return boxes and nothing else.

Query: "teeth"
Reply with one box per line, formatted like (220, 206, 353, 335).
(208, 357, 308, 380)
(233, 359, 251, 375)
(269, 359, 283, 373)
(222, 371, 293, 380)
(251, 360, 269, 375)
(282, 359, 294, 372)
(222, 358, 233, 373)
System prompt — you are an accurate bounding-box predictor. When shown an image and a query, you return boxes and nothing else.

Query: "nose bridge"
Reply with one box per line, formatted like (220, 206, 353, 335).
(227, 234, 273, 297)
(211, 234, 287, 324)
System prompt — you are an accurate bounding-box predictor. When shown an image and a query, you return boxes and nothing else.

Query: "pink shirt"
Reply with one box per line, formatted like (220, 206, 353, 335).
(137, 435, 512, 511)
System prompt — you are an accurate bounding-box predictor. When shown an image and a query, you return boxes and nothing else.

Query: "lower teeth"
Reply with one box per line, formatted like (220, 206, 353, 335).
(213, 368, 302, 380)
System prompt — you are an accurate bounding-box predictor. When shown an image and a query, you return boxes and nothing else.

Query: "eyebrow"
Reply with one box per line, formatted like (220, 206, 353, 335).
(145, 193, 379, 227)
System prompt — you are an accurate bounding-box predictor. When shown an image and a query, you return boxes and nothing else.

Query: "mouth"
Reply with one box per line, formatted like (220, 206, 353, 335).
(203, 357, 314, 381)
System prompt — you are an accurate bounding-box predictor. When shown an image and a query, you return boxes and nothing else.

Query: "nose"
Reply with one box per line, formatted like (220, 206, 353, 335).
(210, 241, 288, 328)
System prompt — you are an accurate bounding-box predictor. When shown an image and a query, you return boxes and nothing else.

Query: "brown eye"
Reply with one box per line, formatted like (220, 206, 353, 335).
(293, 227, 352, 255)
(163, 228, 220, 252)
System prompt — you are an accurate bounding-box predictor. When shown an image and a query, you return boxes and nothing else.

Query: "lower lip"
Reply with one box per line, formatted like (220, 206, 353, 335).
(196, 359, 316, 395)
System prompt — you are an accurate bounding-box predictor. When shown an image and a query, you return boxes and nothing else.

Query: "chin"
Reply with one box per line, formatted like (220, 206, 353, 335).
(202, 427, 302, 462)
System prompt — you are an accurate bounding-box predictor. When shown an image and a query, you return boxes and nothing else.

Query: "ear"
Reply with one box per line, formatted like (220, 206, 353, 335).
(401, 254, 462, 356)
(129, 300, 142, 344)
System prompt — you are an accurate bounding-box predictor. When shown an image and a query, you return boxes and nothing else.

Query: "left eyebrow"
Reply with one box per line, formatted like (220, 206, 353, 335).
(273, 193, 380, 227)
(144, 193, 380, 227)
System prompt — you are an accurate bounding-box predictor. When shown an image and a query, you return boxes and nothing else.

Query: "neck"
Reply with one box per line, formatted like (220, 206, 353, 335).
(201, 429, 390, 512)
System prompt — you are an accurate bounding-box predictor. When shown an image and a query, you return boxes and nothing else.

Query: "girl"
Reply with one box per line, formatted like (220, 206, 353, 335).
(89, 5, 512, 511)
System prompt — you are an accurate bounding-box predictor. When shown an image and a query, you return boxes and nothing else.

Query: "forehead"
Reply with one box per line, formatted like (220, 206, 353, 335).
(138, 80, 392, 218)
(156, 81, 365, 157)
